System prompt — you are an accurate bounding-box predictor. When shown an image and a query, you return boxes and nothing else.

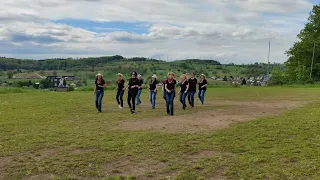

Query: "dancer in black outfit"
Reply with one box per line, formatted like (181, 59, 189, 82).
(165, 72, 177, 116)
(187, 72, 197, 107)
(125, 71, 139, 114)
(179, 74, 189, 110)
(115, 73, 125, 108)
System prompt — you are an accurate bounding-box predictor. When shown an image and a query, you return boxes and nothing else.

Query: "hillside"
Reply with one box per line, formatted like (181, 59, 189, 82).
(0, 56, 282, 84)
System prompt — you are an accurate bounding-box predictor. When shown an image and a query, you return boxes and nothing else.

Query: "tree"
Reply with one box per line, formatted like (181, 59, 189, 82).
(269, 68, 286, 85)
(286, 4, 320, 81)
(7, 71, 13, 79)
(39, 70, 45, 76)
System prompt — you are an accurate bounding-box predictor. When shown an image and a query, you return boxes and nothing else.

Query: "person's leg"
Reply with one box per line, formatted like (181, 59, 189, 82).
(132, 92, 137, 112)
(187, 92, 191, 106)
(182, 92, 187, 109)
(198, 90, 201, 101)
(169, 92, 175, 115)
(127, 92, 132, 110)
(116, 90, 120, 105)
(179, 93, 183, 105)
(150, 91, 152, 104)
(190, 91, 195, 107)
(201, 90, 206, 104)
(95, 91, 99, 110)
(97, 91, 104, 112)
(166, 92, 170, 114)
(136, 89, 142, 105)
(153, 91, 157, 109)
(119, 91, 124, 107)
(154, 91, 157, 109)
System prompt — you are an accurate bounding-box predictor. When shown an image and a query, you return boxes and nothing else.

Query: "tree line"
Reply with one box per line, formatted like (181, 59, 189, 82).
(271, 3, 320, 84)
(0, 55, 222, 71)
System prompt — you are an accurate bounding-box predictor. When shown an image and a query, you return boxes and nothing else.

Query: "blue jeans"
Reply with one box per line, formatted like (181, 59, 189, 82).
(150, 91, 157, 109)
(116, 90, 124, 107)
(95, 90, 104, 112)
(163, 91, 167, 101)
(198, 90, 206, 104)
(188, 91, 196, 107)
(179, 92, 188, 108)
(166, 91, 175, 115)
(136, 89, 142, 105)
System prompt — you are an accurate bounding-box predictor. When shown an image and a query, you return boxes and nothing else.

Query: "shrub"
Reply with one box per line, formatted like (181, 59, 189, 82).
(0, 88, 24, 94)
(67, 86, 74, 91)
(232, 82, 241, 88)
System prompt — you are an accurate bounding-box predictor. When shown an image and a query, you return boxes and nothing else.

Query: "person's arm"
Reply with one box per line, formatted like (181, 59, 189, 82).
(165, 83, 171, 93)
(139, 80, 144, 89)
(201, 80, 208, 88)
(124, 80, 130, 91)
(102, 81, 107, 88)
(155, 84, 159, 92)
(185, 83, 189, 93)
(115, 82, 118, 90)
(93, 81, 96, 94)
(196, 79, 199, 92)
(120, 80, 125, 90)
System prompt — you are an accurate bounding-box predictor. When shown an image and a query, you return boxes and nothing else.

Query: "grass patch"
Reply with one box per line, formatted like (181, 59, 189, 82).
(0, 87, 26, 94)
(1, 87, 320, 179)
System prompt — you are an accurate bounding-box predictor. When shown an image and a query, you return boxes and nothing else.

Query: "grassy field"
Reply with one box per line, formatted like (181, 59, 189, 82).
(1, 87, 320, 179)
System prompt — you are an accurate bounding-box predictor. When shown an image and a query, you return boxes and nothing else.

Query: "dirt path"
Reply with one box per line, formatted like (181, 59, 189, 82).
(115, 100, 308, 133)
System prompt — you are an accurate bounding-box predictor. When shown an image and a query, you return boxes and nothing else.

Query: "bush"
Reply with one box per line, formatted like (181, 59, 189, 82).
(0, 87, 24, 94)
(232, 82, 241, 88)
(67, 86, 74, 91)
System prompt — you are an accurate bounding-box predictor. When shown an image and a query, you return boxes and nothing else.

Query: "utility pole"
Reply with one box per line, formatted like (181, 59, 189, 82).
(310, 41, 316, 79)
(267, 40, 270, 75)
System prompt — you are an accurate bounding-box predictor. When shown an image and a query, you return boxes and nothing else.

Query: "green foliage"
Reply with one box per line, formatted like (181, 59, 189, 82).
(295, 64, 310, 83)
(286, 4, 320, 82)
(39, 70, 45, 76)
(67, 86, 74, 91)
(0, 87, 25, 94)
(7, 71, 13, 79)
(269, 68, 287, 85)
(12, 81, 32, 88)
(40, 79, 52, 89)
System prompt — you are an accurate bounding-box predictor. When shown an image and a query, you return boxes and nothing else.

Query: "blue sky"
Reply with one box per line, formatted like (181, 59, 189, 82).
(53, 19, 150, 34)
(0, 0, 318, 63)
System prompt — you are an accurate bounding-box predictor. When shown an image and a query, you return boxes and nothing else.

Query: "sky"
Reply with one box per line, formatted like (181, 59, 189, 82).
(0, 0, 318, 64)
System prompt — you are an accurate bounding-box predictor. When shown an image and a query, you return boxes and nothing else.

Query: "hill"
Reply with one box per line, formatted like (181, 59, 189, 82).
(0, 56, 282, 86)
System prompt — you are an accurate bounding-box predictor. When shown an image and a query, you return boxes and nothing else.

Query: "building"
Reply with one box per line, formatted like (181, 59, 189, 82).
(45, 76, 75, 87)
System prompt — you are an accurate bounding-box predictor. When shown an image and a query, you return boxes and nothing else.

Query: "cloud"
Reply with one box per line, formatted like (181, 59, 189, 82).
(0, 0, 315, 63)
(11, 34, 62, 44)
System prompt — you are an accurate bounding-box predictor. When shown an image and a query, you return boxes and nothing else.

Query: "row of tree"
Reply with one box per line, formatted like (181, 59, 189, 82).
(0, 55, 166, 71)
(272, 3, 320, 84)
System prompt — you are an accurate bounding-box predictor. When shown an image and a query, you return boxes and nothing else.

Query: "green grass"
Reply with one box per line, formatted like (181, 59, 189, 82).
(1, 87, 320, 179)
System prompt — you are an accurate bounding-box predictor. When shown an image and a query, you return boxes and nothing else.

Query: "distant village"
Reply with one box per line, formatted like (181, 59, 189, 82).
(212, 74, 272, 86)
